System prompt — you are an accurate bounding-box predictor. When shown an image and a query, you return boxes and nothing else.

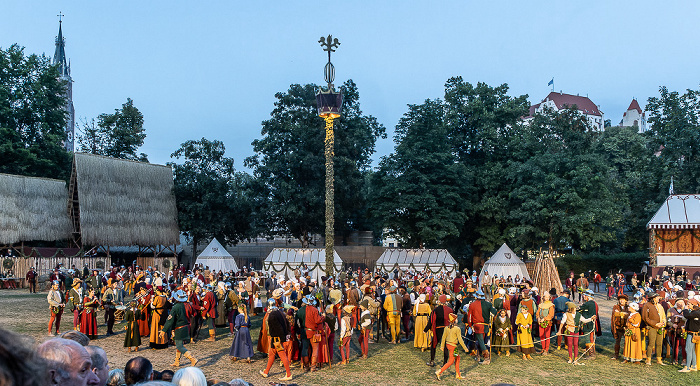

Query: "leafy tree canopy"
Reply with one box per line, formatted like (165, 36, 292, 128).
(78, 98, 147, 161)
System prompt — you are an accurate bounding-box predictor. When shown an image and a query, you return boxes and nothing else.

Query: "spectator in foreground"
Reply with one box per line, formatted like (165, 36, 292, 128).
(106, 369, 125, 386)
(172, 367, 206, 386)
(124, 357, 153, 386)
(60, 330, 91, 346)
(86, 346, 110, 386)
(0, 328, 48, 386)
(160, 370, 174, 383)
(37, 338, 100, 386)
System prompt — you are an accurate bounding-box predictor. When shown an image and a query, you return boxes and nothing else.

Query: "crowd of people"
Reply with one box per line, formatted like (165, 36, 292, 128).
(7, 262, 700, 384)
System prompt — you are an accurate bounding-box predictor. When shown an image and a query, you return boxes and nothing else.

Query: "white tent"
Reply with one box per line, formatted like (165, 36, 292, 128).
(264, 248, 343, 283)
(195, 238, 239, 273)
(375, 249, 458, 274)
(479, 243, 531, 283)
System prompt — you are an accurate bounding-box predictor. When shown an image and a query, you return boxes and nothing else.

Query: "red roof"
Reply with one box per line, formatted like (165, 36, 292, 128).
(542, 92, 602, 117)
(627, 99, 642, 114)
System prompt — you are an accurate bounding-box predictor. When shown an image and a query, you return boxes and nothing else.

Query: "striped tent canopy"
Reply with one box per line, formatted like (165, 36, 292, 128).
(647, 194, 700, 229)
(264, 248, 342, 283)
(375, 249, 458, 274)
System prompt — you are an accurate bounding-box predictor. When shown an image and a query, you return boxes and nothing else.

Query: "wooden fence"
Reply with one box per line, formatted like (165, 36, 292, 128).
(2, 255, 110, 289)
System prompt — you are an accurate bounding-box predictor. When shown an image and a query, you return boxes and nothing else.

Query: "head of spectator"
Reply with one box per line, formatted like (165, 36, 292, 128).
(60, 331, 90, 347)
(172, 367, 206, 386)
(152, 371, 161, 381)
(0, 328, 48, 386)
(37, 338, 100, 386)
(106, 369, 125, 386)
(124, 357, 153, 386)
(160, 370, 174, 383)
(85, 346, 109, 386)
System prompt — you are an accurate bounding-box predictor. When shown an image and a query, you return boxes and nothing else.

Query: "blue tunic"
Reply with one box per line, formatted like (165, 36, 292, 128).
(229, 313, 254, 358)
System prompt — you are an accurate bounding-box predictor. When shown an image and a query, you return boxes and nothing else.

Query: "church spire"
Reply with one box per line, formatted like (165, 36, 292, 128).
(53, 14, 69, 77)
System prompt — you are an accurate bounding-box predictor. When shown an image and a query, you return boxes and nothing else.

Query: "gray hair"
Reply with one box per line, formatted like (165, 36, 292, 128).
(172, 367, 206, 386)
(37, 338, 83, 382)
(107, 369, 125, 386)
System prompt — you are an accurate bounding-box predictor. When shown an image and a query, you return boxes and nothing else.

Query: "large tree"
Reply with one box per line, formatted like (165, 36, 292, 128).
(0, 44, 71, 179)
(645, 86, 700, 194)
(170, 138, 254, 257)
(371, 99, 471, 248)
(245, 80, 385, 246)
(77, 98, 147, 161)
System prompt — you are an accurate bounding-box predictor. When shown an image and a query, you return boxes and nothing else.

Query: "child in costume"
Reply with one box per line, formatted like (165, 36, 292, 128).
(516, 304, 535, 360)
(339, 305, 354, 364)
(435, 313, 468, 380)
(492, 309, 512, 356)
(124, 301, 141, 352)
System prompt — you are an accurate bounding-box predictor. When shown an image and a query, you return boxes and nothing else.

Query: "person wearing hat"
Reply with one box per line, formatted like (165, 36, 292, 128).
(303, 294, 325, 371)
(294, 295, 312, 371)
(667, 298, 687, 365)
(383, 285, 402, 344)
(25, 266, 37, 293)
(565, 272, 576, 300)
(622, 302, 643, 364)
(610, 294, 630, 360)
(425, 294, 453, 367)
(413, 293, 431, 351)
(160, 290, 198, 367)
(260, 300, 293, 381)
(124, 300, 142, 352)
(46, 280, 65, 336)
(225, 283, 240, 335)
(557, 301, 595, 364)
(201, 285, 217, 342)
(641, 291, 667, 365)
(80, 287, 99, 340)
(67, 278, 84, 331)
(553, 289, 570, 350)
(467, 290, 497, 364)
(576, 273, 589, 303)
(136, 285, 152, 338)
(149, 285, 169, 349)
(101, 279, 122, 335)
(492, 308, 512, 357)
(339, 305, 355, 364)
(435, 313, 467, 380)
(358, 298, 372, 359)
(579, 289, 601, 359)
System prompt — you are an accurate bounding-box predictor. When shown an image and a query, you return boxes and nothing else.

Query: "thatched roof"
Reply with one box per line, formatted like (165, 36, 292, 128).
(0, 173, 71, 244)
(72, 153, 179, 246)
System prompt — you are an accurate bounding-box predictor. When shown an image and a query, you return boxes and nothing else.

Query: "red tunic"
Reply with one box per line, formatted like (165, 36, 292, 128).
(80, 296, 99, 337)
(304, 306, 325, 339)
(201, 291, 216, 319)
(468, 300, 486, 334)
(137, 293, 151, 336)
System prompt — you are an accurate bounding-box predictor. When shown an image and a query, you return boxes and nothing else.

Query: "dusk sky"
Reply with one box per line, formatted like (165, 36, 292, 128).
(2, 1, 699, 168)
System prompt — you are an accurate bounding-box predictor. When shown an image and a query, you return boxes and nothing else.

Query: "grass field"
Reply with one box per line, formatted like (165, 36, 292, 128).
(0, 289, 693, 385)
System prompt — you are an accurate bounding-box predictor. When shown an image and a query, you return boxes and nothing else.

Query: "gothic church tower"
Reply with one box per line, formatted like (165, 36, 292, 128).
(53, 18, 75, 151)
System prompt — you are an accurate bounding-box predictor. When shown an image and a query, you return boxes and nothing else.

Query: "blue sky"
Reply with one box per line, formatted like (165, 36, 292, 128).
(2, 1, 699, 168)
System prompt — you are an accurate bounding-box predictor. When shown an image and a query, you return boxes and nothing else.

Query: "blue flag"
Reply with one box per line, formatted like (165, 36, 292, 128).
(547, 78, 554, 86)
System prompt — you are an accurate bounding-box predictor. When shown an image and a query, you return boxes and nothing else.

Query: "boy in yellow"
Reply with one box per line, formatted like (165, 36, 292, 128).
(383, 286, 402, 344)
(516, 304, 535, 360)
(435, 313, 467, 380)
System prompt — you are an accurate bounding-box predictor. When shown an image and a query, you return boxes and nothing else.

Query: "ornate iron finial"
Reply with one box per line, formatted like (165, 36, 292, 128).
(57, 12, 64, 23)
(318, 35, 340, 86)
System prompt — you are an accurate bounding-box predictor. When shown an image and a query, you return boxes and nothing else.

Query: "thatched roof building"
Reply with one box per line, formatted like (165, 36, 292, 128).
(0, 173, 72, 244)
(70, 153, 179, 247)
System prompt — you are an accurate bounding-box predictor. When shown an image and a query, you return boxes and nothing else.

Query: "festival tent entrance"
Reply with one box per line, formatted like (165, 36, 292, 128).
(264, 248, 343, 283)
(479, 243, 531, 283)
(375, 249, 458, 274)
(195, 238, 239, 273)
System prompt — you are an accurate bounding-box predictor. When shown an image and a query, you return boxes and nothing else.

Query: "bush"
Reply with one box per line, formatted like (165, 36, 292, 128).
(555, 251, 648, 278)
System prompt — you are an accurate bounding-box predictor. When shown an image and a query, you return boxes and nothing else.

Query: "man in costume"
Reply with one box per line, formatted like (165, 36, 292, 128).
(260, 299, 293, 381)
(160, 290, 197, 367)
(536, 291, 555, 355)
(467, 290, 496, 364)
(425, 294, 453, 367)
(102, 280, 123, 335)
(576, 273, 589, 303)
(667, 298, 687, 365)
(25, 266, 37, 293)
(67, 278, 84, 331)
(303, 294, 325, 371)
(641, 291, 667, 365)
(553, 289, 569, 350)
(295, 294, 311, 371)
(47, 280, 65, 336)
(201, 285, 217, 341)
(383, 285, 402, 344)
(149, 286, 169, 349)
(565, 272, 576, 300)
(610, 293, 630, 360)
(579, 289, 601, 359)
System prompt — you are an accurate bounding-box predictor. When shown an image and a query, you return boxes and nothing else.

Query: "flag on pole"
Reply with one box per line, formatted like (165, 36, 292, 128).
(547, 78, 554, 86)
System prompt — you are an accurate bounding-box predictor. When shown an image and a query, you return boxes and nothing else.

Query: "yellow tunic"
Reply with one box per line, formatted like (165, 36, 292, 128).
(413, 302, 431, 349)
(623, 312, 643, 362)
(516, 311, 534, 351)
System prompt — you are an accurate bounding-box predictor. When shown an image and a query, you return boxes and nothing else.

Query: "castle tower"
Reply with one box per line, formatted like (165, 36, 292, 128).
(621, 98, 647, 133)
(53, 18, 75, 152)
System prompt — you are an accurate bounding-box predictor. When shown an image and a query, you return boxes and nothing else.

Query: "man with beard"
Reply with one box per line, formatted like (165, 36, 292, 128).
(610, 294, 630, 360)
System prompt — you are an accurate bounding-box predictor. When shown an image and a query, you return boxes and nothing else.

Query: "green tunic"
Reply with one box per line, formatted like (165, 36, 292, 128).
(162, 302, 190, 341)
(579, 300, 597, 334)
(124, 308, 142, 347)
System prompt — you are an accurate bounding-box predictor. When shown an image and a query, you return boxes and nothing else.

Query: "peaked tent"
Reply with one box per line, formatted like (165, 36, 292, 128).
(375, 249, 458, 274)
(479, 243, 531, 283)
(264, 248, 343, 283)
(195, 238, 239, 273)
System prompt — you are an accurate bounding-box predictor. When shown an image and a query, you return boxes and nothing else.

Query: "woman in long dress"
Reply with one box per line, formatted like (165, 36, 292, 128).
(515, 304, 535, 360)
(149, 287, 169, 349)
(622, 302, 643, 363)
(80, 288, 99, 340)
(413, 293, 431, 351)
(230, 305, 254, 363)
(124, 301, 141, 352)
(492, 309, 512, 356)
